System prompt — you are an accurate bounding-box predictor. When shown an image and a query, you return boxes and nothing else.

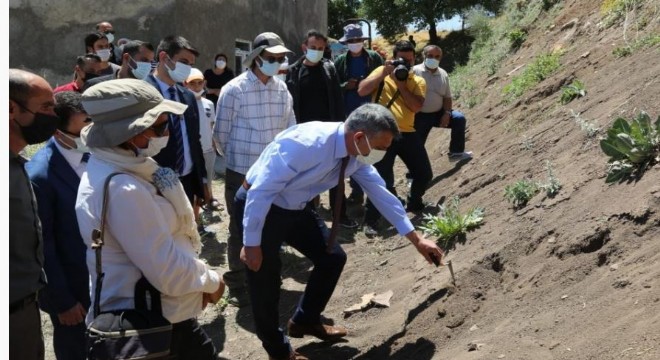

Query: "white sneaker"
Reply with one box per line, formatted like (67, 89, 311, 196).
(448, 151, 473, 162)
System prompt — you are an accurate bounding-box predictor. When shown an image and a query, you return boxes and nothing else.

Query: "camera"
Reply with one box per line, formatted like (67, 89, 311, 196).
(390, 58, 410, 81)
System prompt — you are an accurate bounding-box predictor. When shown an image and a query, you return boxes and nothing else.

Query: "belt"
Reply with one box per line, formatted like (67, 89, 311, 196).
(9, 292, 37, 314)
(242, 179, 251, 190)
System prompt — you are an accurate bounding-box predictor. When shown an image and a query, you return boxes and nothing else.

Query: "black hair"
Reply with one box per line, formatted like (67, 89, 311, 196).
(214, 53, 228, 62)
(76, 53, 101, 68)
(156, 35, 200, 58)
(393, 40, 415, 57)
(304, 29, 328, 44)
(84, 32, 108, 52)
(120, 40, 144, 58)
(140, 41, 155, 52)
(54, 91, 84, 130)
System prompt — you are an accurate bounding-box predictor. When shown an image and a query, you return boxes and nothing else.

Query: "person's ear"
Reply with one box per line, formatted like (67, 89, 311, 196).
(302, 43, 308, 53)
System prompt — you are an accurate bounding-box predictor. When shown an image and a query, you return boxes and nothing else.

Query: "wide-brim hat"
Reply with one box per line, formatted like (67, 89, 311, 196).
(242, 32, 292, 68)
(339, 24, 368, 43)
(80, 78, 187, 147)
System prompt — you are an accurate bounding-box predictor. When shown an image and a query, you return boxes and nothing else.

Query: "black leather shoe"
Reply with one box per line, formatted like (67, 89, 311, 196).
(287, 319, 347, 340)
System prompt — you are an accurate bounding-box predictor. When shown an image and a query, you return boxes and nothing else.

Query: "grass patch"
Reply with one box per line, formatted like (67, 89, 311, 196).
(502, 51, 562, 103)
(504, 179, 539, 208)
(613, 34, 660, 57)
(420, 197, 484, 251)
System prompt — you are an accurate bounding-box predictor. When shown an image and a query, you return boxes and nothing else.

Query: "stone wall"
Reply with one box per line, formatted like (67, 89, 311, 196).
(9, 0, 327, 87)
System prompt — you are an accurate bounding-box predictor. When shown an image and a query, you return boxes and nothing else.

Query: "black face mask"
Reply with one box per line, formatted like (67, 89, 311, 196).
(12, 101, 60, 144)
(84, 72, 100, 82)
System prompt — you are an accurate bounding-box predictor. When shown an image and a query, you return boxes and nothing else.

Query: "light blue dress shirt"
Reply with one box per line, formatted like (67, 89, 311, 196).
(243, 121, 415, 246)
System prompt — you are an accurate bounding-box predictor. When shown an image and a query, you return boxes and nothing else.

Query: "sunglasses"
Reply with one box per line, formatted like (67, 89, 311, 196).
(149, 121, 169, 137)
(259, 55, 286, 64)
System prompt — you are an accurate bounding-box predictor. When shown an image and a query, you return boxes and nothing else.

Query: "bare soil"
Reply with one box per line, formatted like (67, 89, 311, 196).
(42, 1, 659, 359)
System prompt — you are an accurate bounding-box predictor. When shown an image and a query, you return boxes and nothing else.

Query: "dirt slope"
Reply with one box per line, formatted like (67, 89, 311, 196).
(40, 1, 659, 359)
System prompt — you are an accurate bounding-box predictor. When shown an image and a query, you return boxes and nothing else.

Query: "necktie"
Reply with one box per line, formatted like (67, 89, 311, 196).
(167, 87, 185, 174)
(326, 156, 349, 253)
(81, 152, 91, 163)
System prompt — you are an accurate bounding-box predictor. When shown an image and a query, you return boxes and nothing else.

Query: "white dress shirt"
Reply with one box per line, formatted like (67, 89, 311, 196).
(53, 140, 87, 177)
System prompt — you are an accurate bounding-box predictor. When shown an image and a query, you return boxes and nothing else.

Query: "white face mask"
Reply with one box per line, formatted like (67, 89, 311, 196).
(305, 49, 324, 63)
(191, 89, 205, 98)
(424, 58, 440, 70)
(347, 43, 364, 54)
(166, 56, 192, 83)
(105, 32, 115, 44)
(354, 135, 386, 165)
(96, 48, 112, 62)
(215, 60, 226, 69)
(130, 57, 152, 80)
(135, 135, 169, 158)
(59, 131, 89, 153)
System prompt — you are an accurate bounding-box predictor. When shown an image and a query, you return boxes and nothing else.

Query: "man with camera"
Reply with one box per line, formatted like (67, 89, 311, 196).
(358, 40, 432, 236)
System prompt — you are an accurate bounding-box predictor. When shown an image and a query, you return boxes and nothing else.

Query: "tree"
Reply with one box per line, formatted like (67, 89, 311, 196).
(360, 0, 502, 44)
(328, 0, 361, 40)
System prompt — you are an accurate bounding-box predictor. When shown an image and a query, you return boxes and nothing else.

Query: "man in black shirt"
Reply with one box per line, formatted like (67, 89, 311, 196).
(9, 68, 59, 360)
(286, 29, 357, 229)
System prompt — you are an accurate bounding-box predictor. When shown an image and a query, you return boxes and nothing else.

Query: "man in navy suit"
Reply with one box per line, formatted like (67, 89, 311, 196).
(145, 35, 208, 206)
(26, 91, 91, 360)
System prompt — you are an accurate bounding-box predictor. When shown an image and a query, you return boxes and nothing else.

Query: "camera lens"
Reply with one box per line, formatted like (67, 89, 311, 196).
(394, 65, 409, 81)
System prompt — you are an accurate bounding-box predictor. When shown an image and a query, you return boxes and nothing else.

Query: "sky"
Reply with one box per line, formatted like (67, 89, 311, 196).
(367, 14, 464, 38)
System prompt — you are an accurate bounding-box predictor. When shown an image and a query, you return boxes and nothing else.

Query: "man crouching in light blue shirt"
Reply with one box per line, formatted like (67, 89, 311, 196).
(233, 103, 444, 360)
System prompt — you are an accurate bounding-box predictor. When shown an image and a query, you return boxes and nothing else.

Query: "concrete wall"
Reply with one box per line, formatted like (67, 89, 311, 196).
(9, 0, 327, 87)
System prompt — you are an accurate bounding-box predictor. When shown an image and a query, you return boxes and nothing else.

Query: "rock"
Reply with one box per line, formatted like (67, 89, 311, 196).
(613, 280, 631, 289)
(497, 355, 506, 359)
(437, 308, 447, 318)
(561, 18, 579, 31)
(580, 51, 591, 58)
(547, 236, 557, 244)
(467, 342, 479, 351)
(610, 263, 619, 271)
(469, 324, 479, 332)
(561, 294, 569, 300)
(549, 341, 561, 350)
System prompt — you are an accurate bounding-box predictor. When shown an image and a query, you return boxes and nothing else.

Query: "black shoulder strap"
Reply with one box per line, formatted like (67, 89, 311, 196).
(375, 80, 400, 109)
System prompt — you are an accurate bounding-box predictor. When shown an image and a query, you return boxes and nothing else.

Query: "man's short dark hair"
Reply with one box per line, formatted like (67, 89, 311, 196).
(9, 68, 33, 106)
(84, 32, 108, 52)
(304, 29, 328, 44)
(393, 40, 415, 57)
(156, 35, 200, 58)
(140, 41, 155, 52)
(346, 103, 400, 138)
(120, 40, 144, 59)
(76, 53, 101, 68)
(54, 91, 84, 130)
(214, 53, 228, 62)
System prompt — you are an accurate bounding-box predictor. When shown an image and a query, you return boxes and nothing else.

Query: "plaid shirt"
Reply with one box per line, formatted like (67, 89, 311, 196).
(214, 69, 296, 175)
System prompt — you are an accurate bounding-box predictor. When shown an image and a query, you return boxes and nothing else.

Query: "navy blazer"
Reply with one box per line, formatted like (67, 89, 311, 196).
(25, 139, 90, 314)
(145, 74, 207, 198)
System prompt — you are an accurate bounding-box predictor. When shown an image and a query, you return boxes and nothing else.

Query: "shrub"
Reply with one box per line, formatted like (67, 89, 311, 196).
(613, 35, 660, 58)
(560, 80, 586, 104)
(570, 109, 600, 137)
(540, 160, 562, 197)
(508, 28, 527, 50)
(420, 197, 484, 251)
(502, 51, 562, 103)
(504, 179, 540, 207)
(600, 111, 660, 183)
(601, 0, 643, 27)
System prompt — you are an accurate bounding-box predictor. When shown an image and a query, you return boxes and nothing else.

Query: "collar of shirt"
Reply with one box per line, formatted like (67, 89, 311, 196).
(53, 138, 84, 167)
(414, 63, 441, 76)
(334, 122, 348, 159)
(153, 74, 179, 100)
(247, 68, 278, 87)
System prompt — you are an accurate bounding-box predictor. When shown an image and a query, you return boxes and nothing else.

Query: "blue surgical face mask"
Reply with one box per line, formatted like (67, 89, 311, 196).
(130, 57, 152, 80)
(166, 56, 192, 83)
(424, 58, 440, 70)
(305, 49, 324, 63)
(257, 56, 281, 77)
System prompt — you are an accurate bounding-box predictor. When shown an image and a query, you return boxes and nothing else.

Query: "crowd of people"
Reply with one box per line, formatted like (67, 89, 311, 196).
(9, 20, 472, 360)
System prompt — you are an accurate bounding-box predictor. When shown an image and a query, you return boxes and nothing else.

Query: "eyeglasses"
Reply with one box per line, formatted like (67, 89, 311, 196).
(149, 121, 169, 137)
(346, 39, 364, 44)
(104, 30, 116, 35)
(259, 55, 286, 64)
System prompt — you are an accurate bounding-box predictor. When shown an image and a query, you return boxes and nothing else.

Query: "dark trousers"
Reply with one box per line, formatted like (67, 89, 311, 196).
(364, 131, 432, 225)
(223, 168, 247, 292)
(414, 110, 467, 153)
(168, 318, 217, 359)
(348, 177, 363, 197)
(47, 312, 87, 360)
(234, 187, 347, 358)
(179, 171, 198, 205)
(10, 297, 44, 360)
(328, 185, 348, 218)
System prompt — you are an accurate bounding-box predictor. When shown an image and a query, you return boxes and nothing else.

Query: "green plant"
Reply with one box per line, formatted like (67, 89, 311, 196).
(600, 111, 660, 183)
(508, 28, 527, 50)
(560, 80, 586, 104)
(540, 160, 562, 197)
(502, 51, 562, 103)
(613, 35, 660, 58)
(504, 179, 540, 207)
(419, 197, 484, 251)
(570, 109, 600, 137)
(601, 0, 642, 27)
